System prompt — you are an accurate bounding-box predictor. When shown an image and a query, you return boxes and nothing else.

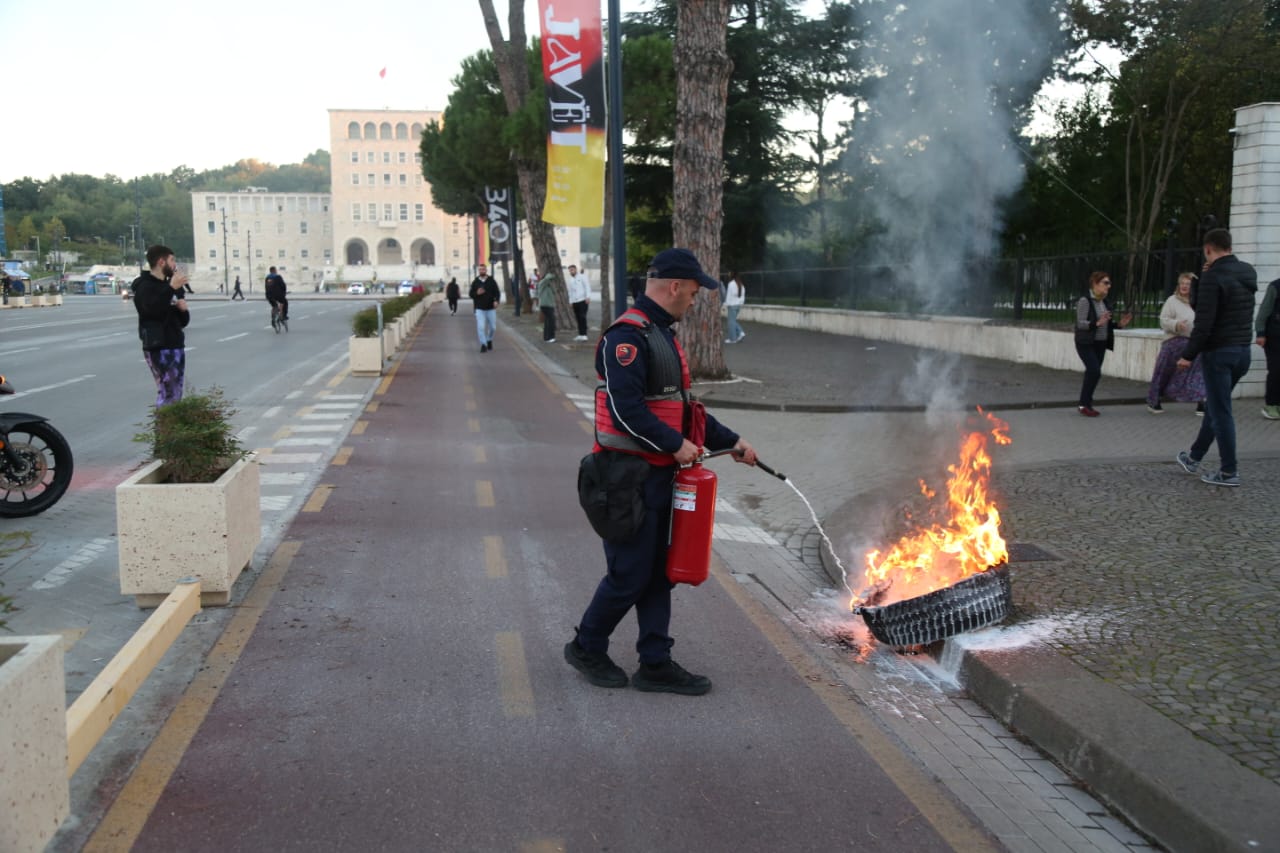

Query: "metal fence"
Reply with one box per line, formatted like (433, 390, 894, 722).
(742, 247, 1204, 326)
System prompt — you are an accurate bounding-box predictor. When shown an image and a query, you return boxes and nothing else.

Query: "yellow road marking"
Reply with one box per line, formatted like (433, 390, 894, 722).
(83, 541, 303, 853)
(253, 447, 273, 457)
(326, 369, 349, 388)
(476, 480, 494, 507)
(352, 420, 368, 435)
(366, 401, 380, 413)
(484, 536, 508, 578)
(333, 446, 353, 466)
(464, 382, 476, 396)
(494, 632, 535, 718)
(302, 484, 334, 513)
(272, 426, 292, 440)
(709, 557, 1000, 852)
(473, 446, 487, 464)
(563, 400, 577, 414)
(520, 840, 565, 853)
(465, 400, 477, 412)
(294, 405, 314, 418)
(468, 417, 480, 433)
(578, 420, 593, 436)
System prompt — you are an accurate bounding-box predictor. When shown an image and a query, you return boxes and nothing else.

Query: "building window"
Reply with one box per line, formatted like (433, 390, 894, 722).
(278, 249, 286, 259)
(412, 122, 423, 137)
(255, 248, 263, 258)
(324, 249, 332, 260)
(300, 221, 308, 234)
(399, 204, 408, 221)
(350, 151, 359, 163)
(287, 197, 297, 213)
(207, 221, 216, 234)
(232, 249, 240, 259)
(367, 173, 375, 185)
(364, 121, 376, 138)
(414, 151, 422, 163)
(231, 220, 239, 234)
(452, 249, 459, 259)
(301, 249, 309, 259)
(380, 122, 392, 139)
(367, 203, 376, 220)
(398, 152, 407, 164)
(309, 198, 320, 213)
(414, 175, 422, 186)
(323, 221, 330, 234)
(277, 221, 284, 234)
(452, 222, 459, 234)
(396, 122, 408, 140)
(383, 203, 392, 221)
(399, 174, 407, 186)
(207, 199, 216, 211)
(366, 152, 375, 163)
(348, 121, 361, 139)
(414, 203, 424, 221)
(209, 249, 217, 258)
(382, 151, 391, 164)
(352, 203, 361, 221)
(383, 173, 391, 186)
(352, 173, 360, 185)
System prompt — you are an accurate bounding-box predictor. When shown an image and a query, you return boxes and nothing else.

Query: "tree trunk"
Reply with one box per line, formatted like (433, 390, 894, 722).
(672, 0, 732, 379)
(478, 0, 570, 325)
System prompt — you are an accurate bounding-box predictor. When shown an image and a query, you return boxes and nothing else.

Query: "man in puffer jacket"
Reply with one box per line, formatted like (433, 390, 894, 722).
(1175, 228, 1257, 486)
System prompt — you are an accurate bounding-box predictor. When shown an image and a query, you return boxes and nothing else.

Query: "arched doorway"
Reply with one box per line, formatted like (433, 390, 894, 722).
(411, 238, 435, 265)
(345, 239, 369, 265)
(376, 238, 404, 265)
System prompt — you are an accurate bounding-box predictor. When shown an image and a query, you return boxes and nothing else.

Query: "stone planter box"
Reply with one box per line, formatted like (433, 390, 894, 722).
(30, 295, 48, 307)
(349, 335, 384, 375)
(9, 296, 28, 308)
(117, 455, 261, 608)
(0, 635, 70, 853)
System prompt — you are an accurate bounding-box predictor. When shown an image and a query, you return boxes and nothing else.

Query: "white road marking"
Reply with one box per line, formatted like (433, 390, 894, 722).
(276, 437, 334, 447)
(263, 406, 282, 419)
(217, 332, 251, 342)
(260, 452, 323, 464)
(303, 352, 350, 386)
(31, 538, 113, 591)
(288, 424, 344, 432)
(260, 495, 292, 511)
(0, 374, 96, 402)
(261, 472, 307, 486)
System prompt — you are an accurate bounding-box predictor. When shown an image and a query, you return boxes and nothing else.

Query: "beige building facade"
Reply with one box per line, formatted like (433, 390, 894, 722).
(190, 107, 587, 292)
(190, 189, 332, 292)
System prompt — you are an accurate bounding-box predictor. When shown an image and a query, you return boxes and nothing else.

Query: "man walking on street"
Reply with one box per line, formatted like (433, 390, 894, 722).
(565, 248, 758, 696)
(469, 263, 500, 352)
(1175, 228, 1257, 486)
(132, 245, 191, 407)
(567, 263, 591, 340)
(231, 275, 245, 300)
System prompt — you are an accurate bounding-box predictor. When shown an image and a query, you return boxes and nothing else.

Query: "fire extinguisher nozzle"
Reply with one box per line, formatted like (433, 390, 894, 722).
(756, 459, 787, 481)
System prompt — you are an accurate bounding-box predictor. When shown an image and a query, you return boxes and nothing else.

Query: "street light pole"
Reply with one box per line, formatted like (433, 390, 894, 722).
(221, 208, 230, 295)
(247, 231, 252, 293)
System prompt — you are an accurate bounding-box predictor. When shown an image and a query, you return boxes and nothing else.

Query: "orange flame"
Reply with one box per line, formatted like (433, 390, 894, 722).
(858, 409, 1011, 606)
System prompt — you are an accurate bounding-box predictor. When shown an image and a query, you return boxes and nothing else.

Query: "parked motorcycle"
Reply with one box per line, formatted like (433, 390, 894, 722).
(0, 375, 74, 517)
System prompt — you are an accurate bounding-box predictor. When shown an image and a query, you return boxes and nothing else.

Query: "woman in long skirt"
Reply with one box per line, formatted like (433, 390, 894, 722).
(1146, 273, 1206, 413)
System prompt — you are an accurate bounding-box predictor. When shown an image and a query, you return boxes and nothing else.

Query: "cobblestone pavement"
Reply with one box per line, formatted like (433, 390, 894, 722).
(499, 301, 1280, 847)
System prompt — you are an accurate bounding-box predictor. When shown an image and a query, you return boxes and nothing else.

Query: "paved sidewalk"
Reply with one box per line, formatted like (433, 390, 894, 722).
(500, 301, 1280, 852)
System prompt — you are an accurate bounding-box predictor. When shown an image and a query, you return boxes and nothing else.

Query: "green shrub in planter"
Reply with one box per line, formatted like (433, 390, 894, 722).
(352, 306, 379, 337)
(133, 388, 248, 484)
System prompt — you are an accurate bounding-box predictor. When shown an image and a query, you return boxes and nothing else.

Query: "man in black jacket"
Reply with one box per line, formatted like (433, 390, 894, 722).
(132, 245, 191, 407)
(1175, 228, 1257, 486)
(264, 266, 288, 325)
(469, 263, 501, 352)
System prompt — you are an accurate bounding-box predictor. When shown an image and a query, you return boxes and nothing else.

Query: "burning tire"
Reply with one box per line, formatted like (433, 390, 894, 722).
(856, 564, 1012, 647)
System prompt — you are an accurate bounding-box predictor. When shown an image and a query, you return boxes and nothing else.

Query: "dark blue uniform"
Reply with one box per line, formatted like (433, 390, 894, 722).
(576, 294, 739, 664)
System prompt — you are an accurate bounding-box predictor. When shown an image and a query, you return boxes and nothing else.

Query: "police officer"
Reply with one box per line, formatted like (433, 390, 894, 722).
(565, 248, 757, 695)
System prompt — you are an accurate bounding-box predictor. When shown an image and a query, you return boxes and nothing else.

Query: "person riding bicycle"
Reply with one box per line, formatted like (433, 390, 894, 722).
(265, 267, 288, 324)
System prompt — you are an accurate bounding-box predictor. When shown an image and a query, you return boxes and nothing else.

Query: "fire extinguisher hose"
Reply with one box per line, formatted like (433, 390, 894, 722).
(698, 447, 788, 482)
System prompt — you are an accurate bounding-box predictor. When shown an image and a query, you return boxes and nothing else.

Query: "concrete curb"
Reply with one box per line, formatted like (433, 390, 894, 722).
(954, 642, 1280, 853)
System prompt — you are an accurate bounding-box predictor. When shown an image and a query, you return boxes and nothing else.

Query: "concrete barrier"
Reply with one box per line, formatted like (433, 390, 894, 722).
(741, 304, 1267, 397)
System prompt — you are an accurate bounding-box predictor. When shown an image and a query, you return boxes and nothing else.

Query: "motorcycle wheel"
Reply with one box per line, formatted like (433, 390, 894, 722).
(0, 421, 74, 517)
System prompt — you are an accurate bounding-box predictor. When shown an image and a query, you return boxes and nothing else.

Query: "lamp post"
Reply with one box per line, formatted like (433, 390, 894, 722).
(31, 235, 40, 268)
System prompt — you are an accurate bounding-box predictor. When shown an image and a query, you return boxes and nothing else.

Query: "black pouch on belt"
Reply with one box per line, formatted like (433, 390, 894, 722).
(577, 450, 650, 542)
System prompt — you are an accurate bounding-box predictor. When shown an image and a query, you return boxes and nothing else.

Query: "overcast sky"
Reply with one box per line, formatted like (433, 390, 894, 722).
(1, 0, 649, 183)
(2, 0, 1083, 186)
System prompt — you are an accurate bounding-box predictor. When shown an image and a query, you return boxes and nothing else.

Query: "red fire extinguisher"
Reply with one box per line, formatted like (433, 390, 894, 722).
(666, 457, 720, 586)
(666, 449, 787, 586)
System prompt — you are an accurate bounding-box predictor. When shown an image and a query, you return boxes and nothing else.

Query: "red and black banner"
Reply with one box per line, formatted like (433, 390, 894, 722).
(538, 0, 606, 227)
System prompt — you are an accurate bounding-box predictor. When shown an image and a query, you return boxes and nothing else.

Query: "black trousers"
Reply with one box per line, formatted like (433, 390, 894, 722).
(1076, 340, 1107, 407)
(1266, 338, 1280, 406)
(541, 306, 556, 341)
(572, 301, 588, 336)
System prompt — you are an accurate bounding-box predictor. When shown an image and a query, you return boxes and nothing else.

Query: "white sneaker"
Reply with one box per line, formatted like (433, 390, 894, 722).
(574, 335, 588, 341)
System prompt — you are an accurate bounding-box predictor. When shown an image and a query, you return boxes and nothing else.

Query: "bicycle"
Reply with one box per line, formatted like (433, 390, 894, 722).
(271, 302, 288, 333)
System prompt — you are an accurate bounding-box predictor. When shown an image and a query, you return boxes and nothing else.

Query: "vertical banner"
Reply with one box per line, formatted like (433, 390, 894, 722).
(474, 216, 490, 266)
(484, 186, 514, 259)
(538, 0, 606, 227)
